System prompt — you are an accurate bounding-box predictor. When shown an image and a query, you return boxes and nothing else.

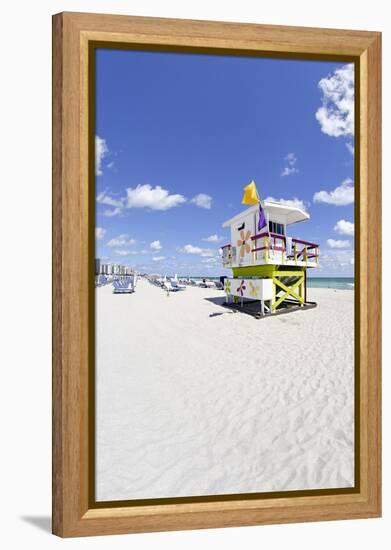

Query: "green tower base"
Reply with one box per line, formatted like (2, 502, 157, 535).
(231, 265, 306, 312)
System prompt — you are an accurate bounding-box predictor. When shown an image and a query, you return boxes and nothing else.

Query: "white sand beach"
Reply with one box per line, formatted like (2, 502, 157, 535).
(96, 279, 354, 501)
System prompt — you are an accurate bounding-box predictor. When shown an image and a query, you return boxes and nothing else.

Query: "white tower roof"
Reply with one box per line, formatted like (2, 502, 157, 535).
(222, 200, 309, 228)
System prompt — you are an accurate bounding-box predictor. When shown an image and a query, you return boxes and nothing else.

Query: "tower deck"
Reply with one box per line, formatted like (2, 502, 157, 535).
(222, 230, 319, 270)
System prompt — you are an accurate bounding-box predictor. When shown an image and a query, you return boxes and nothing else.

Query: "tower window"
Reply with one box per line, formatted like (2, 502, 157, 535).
(269, 221, 285, 235)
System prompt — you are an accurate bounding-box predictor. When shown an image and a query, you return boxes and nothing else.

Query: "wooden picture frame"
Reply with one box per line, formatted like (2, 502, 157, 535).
(52, 12, 381, 537)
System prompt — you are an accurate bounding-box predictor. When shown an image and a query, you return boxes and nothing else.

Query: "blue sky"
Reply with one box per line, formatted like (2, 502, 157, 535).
(95, 49, 355, 277)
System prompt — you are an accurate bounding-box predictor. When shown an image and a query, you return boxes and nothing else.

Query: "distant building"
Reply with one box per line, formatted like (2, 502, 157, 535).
(95, 258, 101, 276)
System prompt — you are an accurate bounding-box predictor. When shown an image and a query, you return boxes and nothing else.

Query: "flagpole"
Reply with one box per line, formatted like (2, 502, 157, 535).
(256, 189, 270, 264)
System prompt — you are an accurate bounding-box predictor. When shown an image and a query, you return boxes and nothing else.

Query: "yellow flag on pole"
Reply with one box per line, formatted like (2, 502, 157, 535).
(241, 180, 260, 205)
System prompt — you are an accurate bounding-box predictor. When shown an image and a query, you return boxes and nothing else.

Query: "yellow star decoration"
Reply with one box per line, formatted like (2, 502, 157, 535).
(224, 279, 231, 294)
(249, 281, 259, 298)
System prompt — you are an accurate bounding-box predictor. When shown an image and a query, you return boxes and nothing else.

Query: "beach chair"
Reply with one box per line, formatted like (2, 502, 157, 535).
(98, 275, 107, 287)
(112, 279, 134, 294)
(163, 280, 178, 292)
(170, 280, 186, 291)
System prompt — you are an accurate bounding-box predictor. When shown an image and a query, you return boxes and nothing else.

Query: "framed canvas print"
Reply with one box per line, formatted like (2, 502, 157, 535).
(52, 12, 381, 537)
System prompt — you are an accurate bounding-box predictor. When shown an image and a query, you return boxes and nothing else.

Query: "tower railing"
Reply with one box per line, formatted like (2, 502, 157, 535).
(221, 233, 319, 267)
(250, 232, 319, 266)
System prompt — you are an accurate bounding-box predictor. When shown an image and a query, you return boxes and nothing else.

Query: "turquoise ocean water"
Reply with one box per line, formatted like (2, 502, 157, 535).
(183, 276, 354, 290)
(307, 277, 354, 290)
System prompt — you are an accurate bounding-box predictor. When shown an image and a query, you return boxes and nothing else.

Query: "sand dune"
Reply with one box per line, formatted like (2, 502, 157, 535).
(96, 279, 354, 501)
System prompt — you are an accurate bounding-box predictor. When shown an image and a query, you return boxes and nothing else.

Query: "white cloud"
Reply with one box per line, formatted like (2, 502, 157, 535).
(150, 240, 162, 250)
(96, 136, 108, 176)
(113, 249, 138, 256)
(95, 227, 106, 240)
(313, 178, 354, 206)
(125, 184, 186, 210)
(203, 234, 223, 243)
(281, 152, 299, 177)
(327, 239, 351, 249)
(318, 249, 354, 273)
(201, 257, 219, 264)
(96, 191, 124, 208)
(178, 244, 214, 257)
(103, 207, 122, 217)
(265, 196, 307, 212)
(190, 193, 212, 209)
(334, 219, 354, 236)
(152, 256, 166, 262)
(346, 141, 354, 155)
(96, 191, 124, 217)
(315, 63, 354, 138)
(281, 167, 298, 177)
(97, 186, 213, 215)
(97, 191, 124, 216)
(107, 234, 136, 247)
(180, 244, 203, 254)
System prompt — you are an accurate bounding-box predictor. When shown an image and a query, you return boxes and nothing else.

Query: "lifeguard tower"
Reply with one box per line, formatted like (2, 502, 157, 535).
(221, 184, 319, 315)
